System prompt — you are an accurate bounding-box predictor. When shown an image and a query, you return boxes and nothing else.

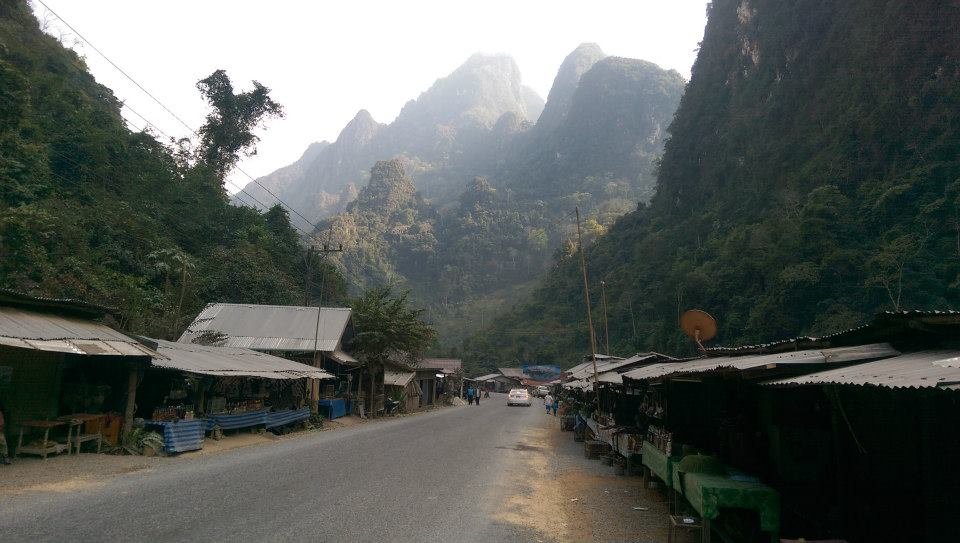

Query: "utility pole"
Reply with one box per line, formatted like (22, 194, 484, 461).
(600, 280, 610, 356)
(575, 207, 600, 403)
(309, 241, 344, 413)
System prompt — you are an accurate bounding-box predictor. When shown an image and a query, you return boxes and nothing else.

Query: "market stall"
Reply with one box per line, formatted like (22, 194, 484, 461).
(0, 291, 161, 457)
(139, 339, 334, 444)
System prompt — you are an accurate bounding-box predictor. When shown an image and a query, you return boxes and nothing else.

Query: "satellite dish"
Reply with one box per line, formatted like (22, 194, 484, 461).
(680, 309, 717, 351)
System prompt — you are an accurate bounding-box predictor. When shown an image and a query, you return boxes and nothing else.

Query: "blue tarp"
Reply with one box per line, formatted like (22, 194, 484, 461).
(205, 409, 269, 431)
(317, 399, 348, 419)
(145, 419, 204, 454)
(265, 407, 311, 429)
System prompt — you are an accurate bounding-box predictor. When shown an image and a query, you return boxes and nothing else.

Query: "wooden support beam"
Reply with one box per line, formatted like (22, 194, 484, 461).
(122, 364, 139, 437)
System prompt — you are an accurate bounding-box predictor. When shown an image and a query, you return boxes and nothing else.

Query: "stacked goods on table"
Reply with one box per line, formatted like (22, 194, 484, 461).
(151, 406, 195, 421)
(647, 424, 673, 457)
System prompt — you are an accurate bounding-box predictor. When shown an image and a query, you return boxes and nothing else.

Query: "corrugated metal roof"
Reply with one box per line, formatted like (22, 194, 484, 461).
(383, 370, 416, 387)
(150, 338, 333, 380)
(623, 344, 898, 382)
(418, 358, 463, 373)
(473, 373, 501, 381)
(329, 349, 359, 366)
(0, 306, 159, 357)
(498, 367, 525, 378)
(177, 303, 351, 353)
(596, 372, 623, 384)
(564, 361, 595, 375)
(562, 380, 593, 391)
(571, 352, 674, 381)
(765, 351, 960, 389)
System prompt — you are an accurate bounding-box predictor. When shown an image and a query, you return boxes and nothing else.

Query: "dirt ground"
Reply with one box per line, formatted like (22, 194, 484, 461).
(0, 414, 376, 497)
(494, 414, 671, 543)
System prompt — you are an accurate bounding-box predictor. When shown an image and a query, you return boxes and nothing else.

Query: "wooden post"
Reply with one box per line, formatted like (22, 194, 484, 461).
(368, 363, 376, 418)
(122, 364, 139, 437)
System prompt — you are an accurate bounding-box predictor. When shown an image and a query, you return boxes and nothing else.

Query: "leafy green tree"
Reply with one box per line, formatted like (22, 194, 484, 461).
(348, 286, 437, 362)
(195, 69, 284, 181)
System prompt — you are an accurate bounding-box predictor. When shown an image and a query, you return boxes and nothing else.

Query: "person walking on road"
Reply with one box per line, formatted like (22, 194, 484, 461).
(543, 393, 554, 414)
(466, 386, 475, 405)
(0, 401, 10, 465)
(474, 389, 481, 405)
(551, 396, 559, 416)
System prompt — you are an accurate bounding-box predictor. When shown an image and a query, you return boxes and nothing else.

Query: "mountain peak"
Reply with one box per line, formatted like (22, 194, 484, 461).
(335, 109, 382, 149)
(393, 52, 537, 131)
(537, 43, 607, 131)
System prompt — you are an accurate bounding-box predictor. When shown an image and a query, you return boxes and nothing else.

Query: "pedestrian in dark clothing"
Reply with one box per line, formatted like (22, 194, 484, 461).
(0, 401, 10, 465)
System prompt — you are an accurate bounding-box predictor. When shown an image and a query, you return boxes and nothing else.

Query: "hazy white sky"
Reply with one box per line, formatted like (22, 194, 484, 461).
(32, 0, 707, 194)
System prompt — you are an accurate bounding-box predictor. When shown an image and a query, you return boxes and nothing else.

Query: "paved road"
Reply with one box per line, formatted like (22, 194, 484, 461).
(1, 395, 548, 542)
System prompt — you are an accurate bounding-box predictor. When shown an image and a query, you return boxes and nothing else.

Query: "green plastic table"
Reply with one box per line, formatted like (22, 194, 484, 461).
(673, 470, 780, 538)
(641, 440, 680, 488)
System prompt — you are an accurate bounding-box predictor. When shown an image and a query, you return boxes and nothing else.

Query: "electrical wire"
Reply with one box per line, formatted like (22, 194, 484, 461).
(35, 0, 326, 236)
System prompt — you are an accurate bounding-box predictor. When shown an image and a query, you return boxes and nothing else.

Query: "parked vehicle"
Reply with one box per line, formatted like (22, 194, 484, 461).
(507, 388, 532, 406)
(534, 385, 550, 397)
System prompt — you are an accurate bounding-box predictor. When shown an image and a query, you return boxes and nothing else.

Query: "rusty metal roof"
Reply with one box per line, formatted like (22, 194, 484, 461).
(0, 305, 158, 357)
(177, 303, 351, 353)
(622, 344, 898, 382)
(150, 338, 333, 380)
(764, 351, 960, 389)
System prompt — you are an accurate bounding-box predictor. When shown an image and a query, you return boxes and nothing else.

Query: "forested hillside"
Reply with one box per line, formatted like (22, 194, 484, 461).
(464, 0, 960, 372)
(0, 0, 345, 337)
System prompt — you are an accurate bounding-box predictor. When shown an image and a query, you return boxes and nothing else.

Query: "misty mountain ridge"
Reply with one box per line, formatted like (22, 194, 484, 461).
(310, 46, 685, 348)
(238, 45, 683, 231)
(238, 53, 546, 223)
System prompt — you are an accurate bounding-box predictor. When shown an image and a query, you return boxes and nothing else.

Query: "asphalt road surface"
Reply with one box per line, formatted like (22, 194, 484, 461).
(0, 394, 551, 542)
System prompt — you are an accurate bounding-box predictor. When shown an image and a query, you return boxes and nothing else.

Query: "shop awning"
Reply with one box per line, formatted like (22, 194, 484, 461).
(0, 305, 160, 358)
(149, 338, 334, 380)
(764, 350, 960, 389)
(383, 370, 416, 387)
(569, 352, 672, 381)
(329, 349, 359, 365)
(622, 344, 898, 382)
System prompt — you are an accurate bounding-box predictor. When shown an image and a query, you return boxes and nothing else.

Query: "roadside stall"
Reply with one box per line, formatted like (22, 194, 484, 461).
(0, 291, 159, 459)
(176, 303, 354, 416)
(761, 349, 960, 542)
(140, 339, 333, 451)
(619, 344, 897, 542)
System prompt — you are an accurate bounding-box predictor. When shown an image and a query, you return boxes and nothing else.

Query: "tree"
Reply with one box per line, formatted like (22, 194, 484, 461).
(195, 70, 284, 181)
(348, 286, 437, 362)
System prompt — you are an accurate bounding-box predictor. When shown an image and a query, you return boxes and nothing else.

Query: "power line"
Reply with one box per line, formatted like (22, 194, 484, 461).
(36, 0, 325, 235)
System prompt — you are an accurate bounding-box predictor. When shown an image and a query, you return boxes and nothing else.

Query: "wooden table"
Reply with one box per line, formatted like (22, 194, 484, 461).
(16, 420, 68, 459)
(672, 470, 780, 542)
(58, 413, 105, 454)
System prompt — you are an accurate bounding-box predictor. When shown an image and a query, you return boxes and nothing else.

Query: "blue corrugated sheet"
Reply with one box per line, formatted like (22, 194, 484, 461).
(317, 399, 348, 419)
(205, 409, 269, 431)
(145, 419, 204, 453)
(264, 407, 311, 429)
